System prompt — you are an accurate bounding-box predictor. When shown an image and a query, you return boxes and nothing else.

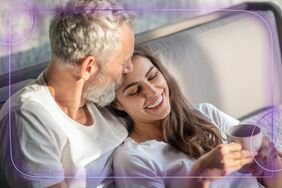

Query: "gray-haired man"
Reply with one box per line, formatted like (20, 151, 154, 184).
(0, 0, 134, 187)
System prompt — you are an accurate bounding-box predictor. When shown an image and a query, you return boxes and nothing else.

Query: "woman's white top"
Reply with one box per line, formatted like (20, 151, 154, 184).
(113, 103, 262, 188)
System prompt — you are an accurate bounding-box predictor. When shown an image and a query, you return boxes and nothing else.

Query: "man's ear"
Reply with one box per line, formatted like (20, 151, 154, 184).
(79, 56, 99, 80)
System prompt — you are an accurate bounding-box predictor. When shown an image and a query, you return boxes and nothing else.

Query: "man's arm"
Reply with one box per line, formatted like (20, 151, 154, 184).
(0, 102, 65, 187)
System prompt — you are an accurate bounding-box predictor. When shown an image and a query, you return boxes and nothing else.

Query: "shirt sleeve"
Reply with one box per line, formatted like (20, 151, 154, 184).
(0, 102, 64, 187)
(194, 103, 240, 140)
(113, 147, 165, 188)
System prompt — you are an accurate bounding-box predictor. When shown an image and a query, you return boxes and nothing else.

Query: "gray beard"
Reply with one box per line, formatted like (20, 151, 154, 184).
(84, 81, 116, 107)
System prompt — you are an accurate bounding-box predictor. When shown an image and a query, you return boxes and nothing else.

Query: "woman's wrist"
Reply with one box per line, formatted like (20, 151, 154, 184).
(190, 155, 206, 176)
(188, 158, 211, 187)
(187, 178, 209, 188)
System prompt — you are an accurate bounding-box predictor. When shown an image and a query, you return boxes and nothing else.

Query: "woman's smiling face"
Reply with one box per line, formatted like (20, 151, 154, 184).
(115, 55, 171, 124)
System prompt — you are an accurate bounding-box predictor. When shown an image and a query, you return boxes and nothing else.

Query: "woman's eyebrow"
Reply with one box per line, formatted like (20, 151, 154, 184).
(122, 66, 155, 94)
(145, 66, 154, 78)
(122, 82, 139, 94)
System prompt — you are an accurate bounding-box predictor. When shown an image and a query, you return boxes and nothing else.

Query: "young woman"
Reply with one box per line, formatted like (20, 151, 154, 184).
(111, 47, 282, 188)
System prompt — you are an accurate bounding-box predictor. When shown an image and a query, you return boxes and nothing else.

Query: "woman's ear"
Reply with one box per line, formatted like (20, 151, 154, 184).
(79, 56, 99, 80)
(111, 99, 124, 111)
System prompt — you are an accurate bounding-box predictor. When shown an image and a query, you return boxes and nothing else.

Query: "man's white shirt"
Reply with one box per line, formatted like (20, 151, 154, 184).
(0, 73, 128, 187)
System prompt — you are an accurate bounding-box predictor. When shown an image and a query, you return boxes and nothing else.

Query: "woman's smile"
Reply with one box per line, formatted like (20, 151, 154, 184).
(145, 93, 164, 110)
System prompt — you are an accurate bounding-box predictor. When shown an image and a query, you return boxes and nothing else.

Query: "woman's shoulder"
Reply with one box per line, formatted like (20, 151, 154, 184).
(113, 140, 168, 187)
(193, 103, 219, 123)
(193, 103, 240, 135)
(114, 137, 165, 160)
(193, 103, 218, 114)
(114, 138, 138, 158)
(113, 138, 166, 173)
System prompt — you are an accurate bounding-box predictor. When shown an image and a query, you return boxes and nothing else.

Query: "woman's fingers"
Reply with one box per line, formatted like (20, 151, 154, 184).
(219, 142, 242, 154)
(202, 156, 253, 179)
(223, 150, 253, 168)
(224, 149, 253, 159)
(211, 144, 254, 175)
(194, 143, 257, 183)
(239, 152, 254, 165)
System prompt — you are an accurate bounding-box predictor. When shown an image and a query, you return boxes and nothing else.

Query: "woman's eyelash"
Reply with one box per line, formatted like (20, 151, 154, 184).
(127, 72, 158, 96)
(129, 87, 140, 96)
(148, 72, 158, 80)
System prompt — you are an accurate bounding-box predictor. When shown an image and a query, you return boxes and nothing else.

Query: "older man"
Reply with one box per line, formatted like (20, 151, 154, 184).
(0, 0, 134, 187)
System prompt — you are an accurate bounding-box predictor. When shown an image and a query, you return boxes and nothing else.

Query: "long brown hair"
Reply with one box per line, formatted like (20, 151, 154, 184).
(111, 46, 222, 159)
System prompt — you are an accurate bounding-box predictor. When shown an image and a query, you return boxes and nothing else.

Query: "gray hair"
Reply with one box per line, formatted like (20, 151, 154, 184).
(49, 0, 134, 68)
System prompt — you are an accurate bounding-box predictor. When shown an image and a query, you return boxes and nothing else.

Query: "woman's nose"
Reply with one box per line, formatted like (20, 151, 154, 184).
(143, 83, 158, 98)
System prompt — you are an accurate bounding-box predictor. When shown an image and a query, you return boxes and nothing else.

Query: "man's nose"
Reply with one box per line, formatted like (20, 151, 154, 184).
(122, 59, 133, 74)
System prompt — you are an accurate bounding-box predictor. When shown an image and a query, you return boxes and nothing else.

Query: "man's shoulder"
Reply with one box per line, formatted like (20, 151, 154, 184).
(89, 103, 127, 125)
(87, 103, 128, 140)
(0, 80, 48, 119)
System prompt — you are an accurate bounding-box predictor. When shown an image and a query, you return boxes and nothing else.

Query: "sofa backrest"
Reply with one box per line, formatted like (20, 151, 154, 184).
(136, 3, 282, 118)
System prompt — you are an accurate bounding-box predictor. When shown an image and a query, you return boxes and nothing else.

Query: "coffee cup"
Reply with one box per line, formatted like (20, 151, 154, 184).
(226, 124, 263, 153)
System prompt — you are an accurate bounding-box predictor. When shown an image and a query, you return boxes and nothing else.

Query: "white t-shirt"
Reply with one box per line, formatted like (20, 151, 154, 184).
(113, 103, 261, 188)
(0, 73, 128, 188)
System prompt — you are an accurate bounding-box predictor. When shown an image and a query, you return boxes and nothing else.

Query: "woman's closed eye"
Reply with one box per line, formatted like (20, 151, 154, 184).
(126, 72, 159, 96)
(148, 72, 158, 80)
(128, 87, 140, 96)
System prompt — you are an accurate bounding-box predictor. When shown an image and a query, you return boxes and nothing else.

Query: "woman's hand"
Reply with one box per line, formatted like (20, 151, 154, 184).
(189, 143, 254, 184)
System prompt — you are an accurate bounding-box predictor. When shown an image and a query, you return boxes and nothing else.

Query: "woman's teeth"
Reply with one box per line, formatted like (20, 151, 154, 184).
(147, 95, 163, 109)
